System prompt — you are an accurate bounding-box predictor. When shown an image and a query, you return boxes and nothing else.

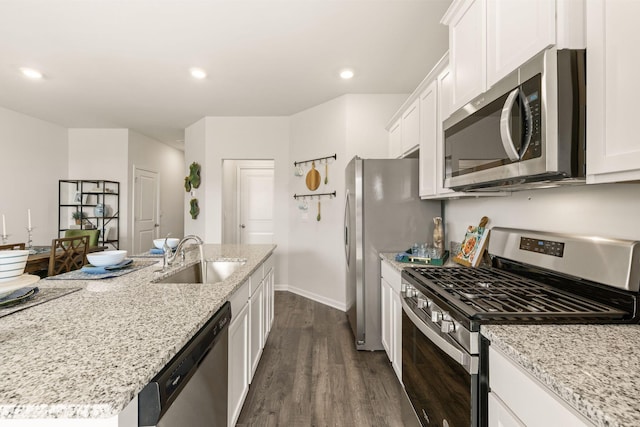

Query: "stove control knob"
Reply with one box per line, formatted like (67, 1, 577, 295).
(431, 311, 442, 323)
(417, 297, 427, 309)
(441, 319, 455, 333)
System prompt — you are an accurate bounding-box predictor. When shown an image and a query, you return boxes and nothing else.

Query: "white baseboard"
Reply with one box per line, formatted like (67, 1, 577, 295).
(274, 284, 346, 312)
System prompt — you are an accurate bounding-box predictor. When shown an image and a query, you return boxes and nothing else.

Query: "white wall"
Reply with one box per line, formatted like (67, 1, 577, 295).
(288, 94, 407, 310)
(185, 117, 290, 286)
(184, 118, 207, 238)
(0, 106, 68, 246)
(68, 129, 129, 249)
(444, 183, 640, 248)
(345, 94, 408, 160)
(128, 130, 185, 244)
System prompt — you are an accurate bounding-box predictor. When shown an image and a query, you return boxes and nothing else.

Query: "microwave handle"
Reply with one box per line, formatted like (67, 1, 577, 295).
(500, 87, 522, 162)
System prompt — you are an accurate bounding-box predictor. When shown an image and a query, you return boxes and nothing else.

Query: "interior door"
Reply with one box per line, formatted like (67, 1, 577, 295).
(133, 167, 159, 253)
(238, 167, 274, 244)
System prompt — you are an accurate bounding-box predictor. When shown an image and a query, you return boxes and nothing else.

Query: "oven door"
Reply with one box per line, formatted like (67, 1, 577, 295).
(401, 297, 479, 427)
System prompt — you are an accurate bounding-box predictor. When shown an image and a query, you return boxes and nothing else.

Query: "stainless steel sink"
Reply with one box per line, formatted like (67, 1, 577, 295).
(155, 259, 247, 284)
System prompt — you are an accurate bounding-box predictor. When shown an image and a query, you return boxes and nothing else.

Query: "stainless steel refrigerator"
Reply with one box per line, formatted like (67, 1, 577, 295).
(344, 156, 441, 351)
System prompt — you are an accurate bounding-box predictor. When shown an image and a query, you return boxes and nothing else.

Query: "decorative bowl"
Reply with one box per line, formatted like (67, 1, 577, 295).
(0, 250, 29, 282)
(87, 250, 127, 267)
(153, 238, 180, 250)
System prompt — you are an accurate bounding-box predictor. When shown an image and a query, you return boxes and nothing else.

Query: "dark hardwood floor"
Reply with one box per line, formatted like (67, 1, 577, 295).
(236, 291, 404, 427)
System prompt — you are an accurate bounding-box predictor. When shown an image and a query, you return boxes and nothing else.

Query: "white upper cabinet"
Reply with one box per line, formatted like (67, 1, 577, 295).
(442, 0, 584, 112)
(401, 98, 420, 156)
(387, 99, 420, 159)
(419, 80, 438, 197)
(486, 0, 555, 87)
(444, 0, 487, 111)
(388, 118, 402, 159)
(586, 0, 640, 184)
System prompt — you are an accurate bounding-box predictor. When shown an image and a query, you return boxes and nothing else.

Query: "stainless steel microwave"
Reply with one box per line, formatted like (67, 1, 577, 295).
(443, 48, 586, 191)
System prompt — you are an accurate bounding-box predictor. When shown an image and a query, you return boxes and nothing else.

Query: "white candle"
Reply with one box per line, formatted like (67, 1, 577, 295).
(27, 209, 31, 229)
(2, 214, 5, 236)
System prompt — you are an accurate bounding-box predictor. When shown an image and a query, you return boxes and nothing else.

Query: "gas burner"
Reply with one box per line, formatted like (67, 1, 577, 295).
(477, 282, 492, 288)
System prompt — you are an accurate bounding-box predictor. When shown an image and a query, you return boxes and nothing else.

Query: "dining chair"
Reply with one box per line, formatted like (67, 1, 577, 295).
(64, 229, 100, 247)
(0, 243, 26, 250)
(48, 235, 89, 277)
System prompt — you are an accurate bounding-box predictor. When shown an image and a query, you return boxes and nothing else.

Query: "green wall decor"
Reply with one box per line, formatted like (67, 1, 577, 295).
(184, 162, 201, 192)
(189, 198, 200, 219)
(189, 162, 201, 188)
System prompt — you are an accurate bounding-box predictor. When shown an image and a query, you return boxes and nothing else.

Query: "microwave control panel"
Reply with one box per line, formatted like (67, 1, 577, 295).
(519, 237, 565, 257)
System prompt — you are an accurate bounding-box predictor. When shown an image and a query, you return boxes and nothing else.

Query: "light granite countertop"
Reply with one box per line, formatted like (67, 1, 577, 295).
(482, 324, 640, 427)
(0, 243, 275, 420)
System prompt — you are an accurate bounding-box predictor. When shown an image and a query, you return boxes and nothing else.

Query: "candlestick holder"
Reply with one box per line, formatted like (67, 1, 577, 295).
(25, 226, 35, 253)
(1, 234, 9, 245)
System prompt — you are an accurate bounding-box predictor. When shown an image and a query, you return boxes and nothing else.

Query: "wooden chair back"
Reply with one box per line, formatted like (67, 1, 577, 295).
(48, 236, 89, 277)
(0, 243, 26, 250)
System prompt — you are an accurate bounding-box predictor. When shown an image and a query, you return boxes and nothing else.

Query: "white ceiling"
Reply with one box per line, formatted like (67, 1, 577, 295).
(0, 0, 450, 148)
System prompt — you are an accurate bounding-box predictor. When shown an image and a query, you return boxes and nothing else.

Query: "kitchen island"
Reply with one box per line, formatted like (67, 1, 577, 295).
(0, 243, 275, 425)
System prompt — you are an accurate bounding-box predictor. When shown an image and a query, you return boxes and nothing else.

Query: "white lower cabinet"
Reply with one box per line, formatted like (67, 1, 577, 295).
(380, 259, 402, 382)
(249, 278, 264, 379)
(228, 255, 275, 427)
(489, 346, 594, 426)
(228, 296, 249, 427)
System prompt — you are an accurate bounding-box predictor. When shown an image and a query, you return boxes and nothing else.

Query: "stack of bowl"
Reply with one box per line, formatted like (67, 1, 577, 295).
(0, 250, 30, 283)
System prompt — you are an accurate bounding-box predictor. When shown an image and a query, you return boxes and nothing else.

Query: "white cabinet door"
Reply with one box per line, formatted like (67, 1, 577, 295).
(586, 0, 640, 184)
(486, 0, 555, 87)
(401, 98, 420, 156)
(488, 392, 525, 427)
(249, 279, 264, 380)
(228, 302, 249, 427)
(263, 265, 274, 340)
(419, 80, 438, 198)
(380, 277, 392, 359)
(435, 67, 456, 197)
(391, 289, 402, 381)
(388, 119, 402, 159)
(448, 0, 487, 111)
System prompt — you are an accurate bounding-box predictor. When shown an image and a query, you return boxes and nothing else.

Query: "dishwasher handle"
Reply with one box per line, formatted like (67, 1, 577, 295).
(138, 302, 231, 426)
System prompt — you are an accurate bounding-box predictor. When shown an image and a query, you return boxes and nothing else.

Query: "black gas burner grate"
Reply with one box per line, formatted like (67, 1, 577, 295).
(405, 266, 627, 320)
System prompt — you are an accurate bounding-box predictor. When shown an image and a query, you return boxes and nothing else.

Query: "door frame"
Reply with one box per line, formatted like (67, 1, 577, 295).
(131, 164, 160, 253)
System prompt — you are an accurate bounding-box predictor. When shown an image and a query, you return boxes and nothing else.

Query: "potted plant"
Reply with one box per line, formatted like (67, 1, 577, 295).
(72, 211, 87, 225)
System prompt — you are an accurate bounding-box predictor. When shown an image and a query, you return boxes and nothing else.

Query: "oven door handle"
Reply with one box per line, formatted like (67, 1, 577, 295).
(401, 298, 477, 375)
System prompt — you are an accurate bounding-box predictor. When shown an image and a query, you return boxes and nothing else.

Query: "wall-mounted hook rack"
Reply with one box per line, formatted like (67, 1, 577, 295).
(293, 191, 336, 199)
(294, 153, 337, 167)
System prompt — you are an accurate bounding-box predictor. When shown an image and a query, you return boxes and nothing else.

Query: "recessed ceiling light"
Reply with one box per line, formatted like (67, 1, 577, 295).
(190, 68, 207, 79)
(340, 69, 354, 80)
(20, 67, 43, 79)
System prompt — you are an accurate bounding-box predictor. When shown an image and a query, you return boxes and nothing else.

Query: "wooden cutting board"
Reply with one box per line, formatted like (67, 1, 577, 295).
(453, 216, 490, 267)
(306, 161, 320, 191)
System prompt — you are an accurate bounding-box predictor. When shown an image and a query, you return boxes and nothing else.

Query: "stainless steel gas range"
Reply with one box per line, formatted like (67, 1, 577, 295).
(400, 227, 640, 427)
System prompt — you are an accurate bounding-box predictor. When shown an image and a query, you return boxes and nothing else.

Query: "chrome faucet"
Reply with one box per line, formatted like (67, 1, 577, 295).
(163, 234, 204, 268)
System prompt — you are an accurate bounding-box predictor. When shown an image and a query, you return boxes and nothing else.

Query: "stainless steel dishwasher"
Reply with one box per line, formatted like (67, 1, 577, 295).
(138, 302, 231, 427)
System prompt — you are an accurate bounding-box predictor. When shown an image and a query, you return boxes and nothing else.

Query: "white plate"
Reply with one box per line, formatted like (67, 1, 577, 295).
(0, 274, 40, 298)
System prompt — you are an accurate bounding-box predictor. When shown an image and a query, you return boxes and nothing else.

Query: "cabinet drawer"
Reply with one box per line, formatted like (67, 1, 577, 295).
(263, 254, 274, 275)
(381, 260, 401, 293)
(489, 346, 593, 426)
(230, 280, 249, 318)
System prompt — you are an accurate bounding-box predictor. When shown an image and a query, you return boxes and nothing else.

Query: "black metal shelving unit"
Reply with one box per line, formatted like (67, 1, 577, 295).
(58, 180, 120, 249)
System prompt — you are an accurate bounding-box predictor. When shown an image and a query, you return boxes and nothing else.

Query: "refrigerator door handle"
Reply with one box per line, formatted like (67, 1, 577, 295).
(344, 189, 351, 267)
